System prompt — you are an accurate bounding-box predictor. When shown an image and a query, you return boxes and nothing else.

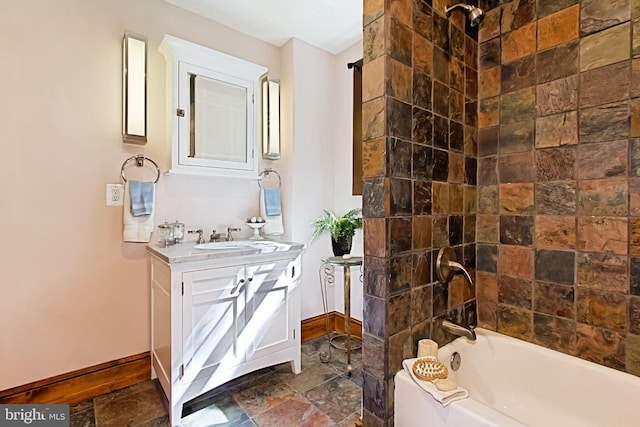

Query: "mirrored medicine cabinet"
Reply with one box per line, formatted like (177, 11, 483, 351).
(159, 35, 268, 178)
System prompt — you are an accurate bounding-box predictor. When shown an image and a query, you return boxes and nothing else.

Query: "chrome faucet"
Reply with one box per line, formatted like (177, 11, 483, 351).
(209, 227, 242, 242)
(442, 319, 476, 341)
(436, 248, 474, 287)
(227, 227, 241, 241)
(209, 229, 226, 242)
(188, 229, 205, 244)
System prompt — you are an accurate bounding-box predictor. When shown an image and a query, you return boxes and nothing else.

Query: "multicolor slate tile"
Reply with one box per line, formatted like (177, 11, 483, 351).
(578, 178, 628, 216)
(497, 305, 533, 340)
(502, 23, 536, 63)
(500, 120, 535, 153)
(450, 90, 464, 123)
(536, 40, 579, 84)
(480, 66, 501, 98)
(477, 214, 499, 243)
(388, 139, 412, 178)
(501, 0, 536, 33)
(579, 61, 630, 108)
(630, 297, 640, 334)
(535, 215, 576, 249)
(536, 147, 577, 181)
(533, 313, 576, 353)
(479, 96, 500, 128)
(390, 180, 413, 217)
(364, 218, 387, 258)
(413, 181, 433, 215)
(534, 249, 575, 285)
(363, 138, 386, 178)
(579, 23, 630, 72)
(412, 216, 432, 250)
(500, 215, 534, 246)
(498, 151, 534, 183)
(388, 57, 412, 103)
(413, 69, 433, 110)
(577, 216, 628, 254)
(630, 179, 640, 216)
(534, 280, 575, 318)
(480, 37, 501, 70)
(576, 288, 628, 332)
(499, 183, 534, 214)
(536, 75, 579, 116)
(413, 33, 433, 76)
(580, 0, 631, 36)
(478, 127, 499, 156)
(537, 0, 579, 19)
(537, 5, 580, 51)
(479, 6, 501, 42)
(363, 16, 384, 65)
(500, 86, 536, 124)
(535, 181, 577, 215)
(578, 140, 628, 179)
(535, 111, 578, 147)
(412, 108, 433, 146)
(575, 323, 625, 370)
(627, 334, 640, 375)
(499, 275, 533, 308)
(499, 245, 535, 278)
(631, 218, 640, 255)
(577, 252, 628, 293)
(579, 101, 630, 143)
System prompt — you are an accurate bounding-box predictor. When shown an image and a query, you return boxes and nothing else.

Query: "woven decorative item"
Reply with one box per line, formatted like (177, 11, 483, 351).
(412, 357, 448, 381)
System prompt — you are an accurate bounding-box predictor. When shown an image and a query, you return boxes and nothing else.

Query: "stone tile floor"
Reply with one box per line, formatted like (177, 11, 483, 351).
(69, 335, 362, 427)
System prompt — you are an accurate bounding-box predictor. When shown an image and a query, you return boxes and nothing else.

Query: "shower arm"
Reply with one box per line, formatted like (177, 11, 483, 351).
(445, 3, 473, 15)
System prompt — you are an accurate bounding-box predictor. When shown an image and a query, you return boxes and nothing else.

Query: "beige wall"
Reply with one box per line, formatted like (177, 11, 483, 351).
(0, 0, 361, 390)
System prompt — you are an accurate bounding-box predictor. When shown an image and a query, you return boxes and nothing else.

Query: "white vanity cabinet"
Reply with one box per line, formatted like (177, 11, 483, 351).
(148, 244, 303, 426)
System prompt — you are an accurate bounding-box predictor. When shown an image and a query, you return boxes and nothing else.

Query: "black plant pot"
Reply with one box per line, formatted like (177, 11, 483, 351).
(331, 235, 353, 256)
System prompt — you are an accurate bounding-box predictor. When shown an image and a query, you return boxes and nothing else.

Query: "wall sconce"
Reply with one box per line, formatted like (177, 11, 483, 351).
(123, 33, 147, 145)
(261, 76, 281, 160)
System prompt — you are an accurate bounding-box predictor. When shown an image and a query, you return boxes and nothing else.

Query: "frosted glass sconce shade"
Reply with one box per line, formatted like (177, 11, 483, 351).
(123, 33, 147, 145)
(261, 76, 280, 160)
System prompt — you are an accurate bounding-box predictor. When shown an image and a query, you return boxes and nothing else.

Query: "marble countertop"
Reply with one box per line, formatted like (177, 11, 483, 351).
(147, 239, 305, 264)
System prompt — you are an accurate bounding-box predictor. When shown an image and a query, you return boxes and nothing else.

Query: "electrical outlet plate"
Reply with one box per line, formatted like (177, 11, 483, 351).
(106, 184, 124, 206)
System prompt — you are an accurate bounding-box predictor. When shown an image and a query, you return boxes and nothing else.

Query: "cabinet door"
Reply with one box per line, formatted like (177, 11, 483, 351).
(177, 61, 257, 175)
(244, 259, 294, 360)
(182, 265, 245, 381)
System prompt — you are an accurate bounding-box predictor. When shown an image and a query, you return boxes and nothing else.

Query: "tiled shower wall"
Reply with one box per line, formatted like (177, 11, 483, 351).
(361, 0, 479, 424)
(476, 0, 640, 377)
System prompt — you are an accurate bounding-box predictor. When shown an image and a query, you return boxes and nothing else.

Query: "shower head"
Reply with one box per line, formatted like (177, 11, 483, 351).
(445, 3, 485, 27)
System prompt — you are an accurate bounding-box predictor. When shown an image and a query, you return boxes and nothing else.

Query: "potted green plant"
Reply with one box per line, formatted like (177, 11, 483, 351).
(311, 208, 363, 256)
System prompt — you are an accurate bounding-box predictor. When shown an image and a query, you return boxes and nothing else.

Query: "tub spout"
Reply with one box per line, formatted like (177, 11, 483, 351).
(442, 319, 476, 341)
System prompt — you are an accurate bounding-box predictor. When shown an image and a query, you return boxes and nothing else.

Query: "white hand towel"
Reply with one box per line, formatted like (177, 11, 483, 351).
(123, 181, 155, 242)
(260, 188, 284, 236)
(402, 358, 468, 407)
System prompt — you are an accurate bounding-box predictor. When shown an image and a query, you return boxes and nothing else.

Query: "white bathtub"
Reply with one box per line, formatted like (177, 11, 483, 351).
(395, 328, 640, 427)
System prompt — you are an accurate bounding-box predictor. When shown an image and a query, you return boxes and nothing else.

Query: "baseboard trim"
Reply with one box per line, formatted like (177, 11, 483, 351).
(0, 352, 151, 405)
(301, 311, 362, 342)
(1, 313, 360, 405)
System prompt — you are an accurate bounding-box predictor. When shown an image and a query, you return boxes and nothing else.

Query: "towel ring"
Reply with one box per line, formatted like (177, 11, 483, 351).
(121, 155, 160, 183)
(258, 168, 281, 189)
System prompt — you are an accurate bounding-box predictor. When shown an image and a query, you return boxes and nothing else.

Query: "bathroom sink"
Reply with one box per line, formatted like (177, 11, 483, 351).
(194, 241, 258, 250)
(194, 241, 276, 250)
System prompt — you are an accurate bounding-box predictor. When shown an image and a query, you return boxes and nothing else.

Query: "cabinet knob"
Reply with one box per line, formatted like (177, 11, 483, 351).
(247, 277, 253, 282)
